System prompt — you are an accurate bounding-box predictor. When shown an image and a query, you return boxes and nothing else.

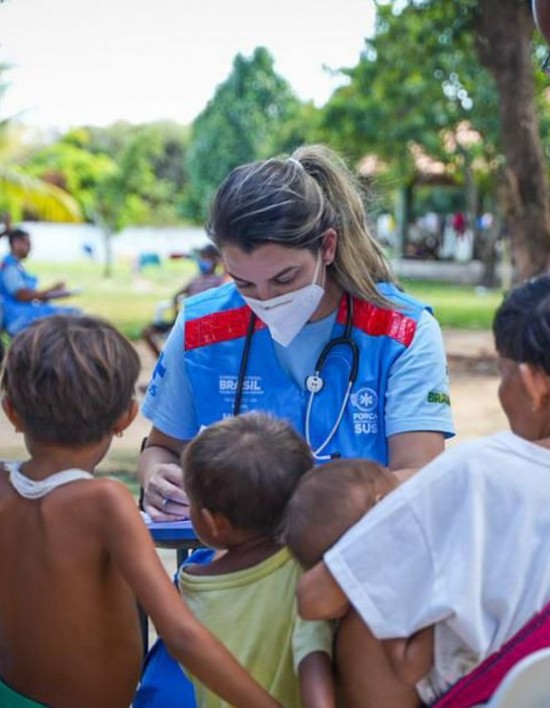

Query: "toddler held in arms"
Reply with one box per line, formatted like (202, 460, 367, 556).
(0, 314, 279, 708)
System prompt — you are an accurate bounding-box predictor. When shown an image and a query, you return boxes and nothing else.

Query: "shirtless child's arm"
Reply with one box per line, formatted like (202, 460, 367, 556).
(381, 627, 434, 687)
(100, 480, 280, 708)
(299, 652, 335, 708)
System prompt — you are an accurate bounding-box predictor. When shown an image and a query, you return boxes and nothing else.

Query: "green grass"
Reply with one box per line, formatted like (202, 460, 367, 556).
(33, 258, 197, 339)
(402, 279, 505, 329)
(31, 261, 503, 334)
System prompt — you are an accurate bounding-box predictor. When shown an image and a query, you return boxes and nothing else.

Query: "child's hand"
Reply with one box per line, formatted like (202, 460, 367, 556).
(297, 562, 350, 620)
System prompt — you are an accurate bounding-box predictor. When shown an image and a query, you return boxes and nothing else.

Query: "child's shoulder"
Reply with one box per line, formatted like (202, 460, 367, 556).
(73, 475, 136, 509)
(0, 462, 135, 506)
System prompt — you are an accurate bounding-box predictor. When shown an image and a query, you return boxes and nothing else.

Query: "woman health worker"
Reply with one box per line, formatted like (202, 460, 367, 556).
(0, 228, 79, 337)
(139, 145, 454, 520)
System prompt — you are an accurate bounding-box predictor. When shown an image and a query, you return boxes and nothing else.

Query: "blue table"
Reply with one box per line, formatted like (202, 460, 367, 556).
(147, 518, 202, 568)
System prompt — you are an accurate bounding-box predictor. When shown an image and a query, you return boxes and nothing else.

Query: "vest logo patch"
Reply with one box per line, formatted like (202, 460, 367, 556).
(427, 391, 451, 406)
(351, 386, 379, 435)
(351, 387, 378, 412)
(218, 376, 263, 394)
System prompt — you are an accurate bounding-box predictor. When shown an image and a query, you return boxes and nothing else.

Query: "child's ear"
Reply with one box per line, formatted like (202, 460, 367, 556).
(1, 396, 24, 432)
(201, 508, 232, 538)
(519, 363, 550, 411)
(112, 400, 139, 436)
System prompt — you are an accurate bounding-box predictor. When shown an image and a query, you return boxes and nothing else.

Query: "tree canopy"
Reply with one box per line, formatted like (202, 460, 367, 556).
(322, 0, 550, 278)
(181, 46, 303, 222)
(0, 61, 81, 224)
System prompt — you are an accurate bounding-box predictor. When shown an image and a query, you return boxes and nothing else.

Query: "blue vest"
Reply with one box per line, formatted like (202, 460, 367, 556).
(0, 254, 79, 336)
(184, 282, 426, 465)
(0, 254, 38, 301)
(0, 255, 37, 332)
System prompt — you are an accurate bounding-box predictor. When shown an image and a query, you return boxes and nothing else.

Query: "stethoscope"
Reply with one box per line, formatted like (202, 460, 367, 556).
(233, 293, 360, 461)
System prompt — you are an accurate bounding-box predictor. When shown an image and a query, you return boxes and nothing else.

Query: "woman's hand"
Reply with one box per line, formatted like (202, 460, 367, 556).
(143, 461, 190, 521)
(138, 427, 190, 521)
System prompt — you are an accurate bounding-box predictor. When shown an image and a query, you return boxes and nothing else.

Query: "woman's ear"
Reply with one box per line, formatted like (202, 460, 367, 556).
(321, 229, 338, 265)
(519, 363, 550, 412)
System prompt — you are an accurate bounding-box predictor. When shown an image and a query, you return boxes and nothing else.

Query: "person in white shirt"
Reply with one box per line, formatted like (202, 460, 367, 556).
(296, 274, 550, 707)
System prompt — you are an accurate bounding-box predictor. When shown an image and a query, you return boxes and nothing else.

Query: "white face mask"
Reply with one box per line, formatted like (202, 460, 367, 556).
(243, 253, 325, 347)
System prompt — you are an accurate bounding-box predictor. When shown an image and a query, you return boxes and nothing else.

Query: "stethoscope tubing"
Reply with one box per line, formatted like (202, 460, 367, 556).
(233, 293, 359, 461)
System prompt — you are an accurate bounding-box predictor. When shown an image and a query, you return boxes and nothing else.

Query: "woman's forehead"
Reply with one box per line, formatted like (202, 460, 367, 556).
(222, 243, 313, 276)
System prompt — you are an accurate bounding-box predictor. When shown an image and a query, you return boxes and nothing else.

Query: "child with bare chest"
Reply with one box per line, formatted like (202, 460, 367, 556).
(0, 314, 279, 708)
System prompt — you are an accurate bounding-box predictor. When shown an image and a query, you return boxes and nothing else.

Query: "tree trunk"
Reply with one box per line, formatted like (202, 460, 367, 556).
(474, 0, 550, 280)
(103, 227, 113, 279)
(396, 183, 413, 257)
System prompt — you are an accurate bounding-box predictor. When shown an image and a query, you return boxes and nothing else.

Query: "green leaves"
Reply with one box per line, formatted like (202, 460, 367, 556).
(181, 47, 302, 221)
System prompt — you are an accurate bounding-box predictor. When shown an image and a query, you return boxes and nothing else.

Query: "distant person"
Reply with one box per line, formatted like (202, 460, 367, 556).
(0, 314, 279, 708)
(141, 244, 225, 358)
(82, 242, 95, 259)
(135, 412, 334, 708)
(0, 227, 80, 337)
(297, 275, 550, 706)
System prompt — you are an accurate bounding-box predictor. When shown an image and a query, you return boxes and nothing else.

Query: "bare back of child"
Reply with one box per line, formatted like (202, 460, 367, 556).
(0, 470, 146, 707)
(0, 315, 280, 708)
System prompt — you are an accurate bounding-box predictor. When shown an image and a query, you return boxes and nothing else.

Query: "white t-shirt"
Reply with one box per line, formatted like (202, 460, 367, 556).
(325, 431, 550, 702)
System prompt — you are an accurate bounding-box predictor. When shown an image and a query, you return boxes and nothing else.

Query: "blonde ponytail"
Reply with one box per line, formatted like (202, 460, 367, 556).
(292, 145, 396, 308)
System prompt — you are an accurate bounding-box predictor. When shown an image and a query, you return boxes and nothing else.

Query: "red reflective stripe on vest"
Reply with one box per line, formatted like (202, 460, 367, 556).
(337, 296, 417, 347)
(185, 306, 266, 350)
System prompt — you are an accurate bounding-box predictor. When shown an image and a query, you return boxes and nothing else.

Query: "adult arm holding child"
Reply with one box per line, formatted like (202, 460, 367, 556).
(381, 628, 435, 687)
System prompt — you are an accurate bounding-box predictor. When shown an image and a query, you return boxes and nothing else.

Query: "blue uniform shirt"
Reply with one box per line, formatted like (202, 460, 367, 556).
(142, 282, 454, 465)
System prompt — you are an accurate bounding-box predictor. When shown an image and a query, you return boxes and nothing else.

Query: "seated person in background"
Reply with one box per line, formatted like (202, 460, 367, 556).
(0, 315, 279, 708)
(142, 244, 225, 358)
(136, 412, 334, 708)
(296, 274, 550, 708)
(0, 227, 80, 336)
(284, 460, 433, 706)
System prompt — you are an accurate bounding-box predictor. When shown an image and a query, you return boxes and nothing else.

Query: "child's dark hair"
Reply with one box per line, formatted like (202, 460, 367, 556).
(1, 314, 140, 445)
(183, 413, 314, 535)
(493, 275, 550, 374)
(1, 227, 29, 246)
(283, 459, 396, 568)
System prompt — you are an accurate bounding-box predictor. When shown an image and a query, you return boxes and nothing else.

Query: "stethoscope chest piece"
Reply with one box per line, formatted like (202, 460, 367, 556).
(305, 374, 324, 394)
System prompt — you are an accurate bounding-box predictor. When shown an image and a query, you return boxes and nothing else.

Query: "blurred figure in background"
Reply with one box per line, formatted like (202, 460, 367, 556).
(0, 227, 80, 337)
(141, 244, 225, 358)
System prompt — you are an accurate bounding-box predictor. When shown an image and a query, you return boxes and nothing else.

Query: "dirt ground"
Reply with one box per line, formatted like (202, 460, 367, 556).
(0, 327, 507, 465)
